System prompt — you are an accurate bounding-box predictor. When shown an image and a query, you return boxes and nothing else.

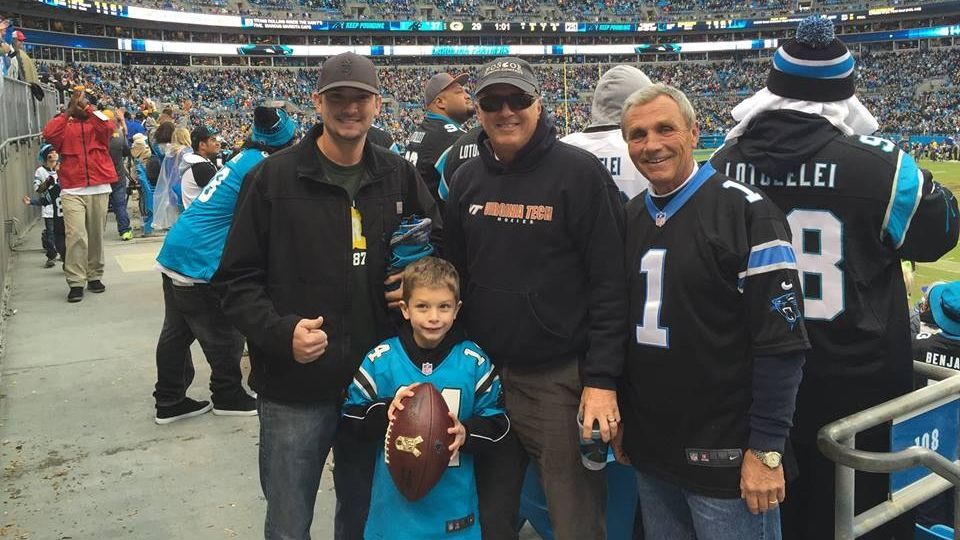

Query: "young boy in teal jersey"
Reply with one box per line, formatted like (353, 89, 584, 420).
(343, 257, 509, 539)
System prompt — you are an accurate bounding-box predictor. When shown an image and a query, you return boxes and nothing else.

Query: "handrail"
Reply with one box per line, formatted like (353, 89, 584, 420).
(817, 361, 960, 539)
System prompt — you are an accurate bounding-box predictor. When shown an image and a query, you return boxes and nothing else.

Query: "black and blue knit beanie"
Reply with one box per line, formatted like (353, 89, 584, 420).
(767, 16, 855, 102)
(252, 105, 297, 148)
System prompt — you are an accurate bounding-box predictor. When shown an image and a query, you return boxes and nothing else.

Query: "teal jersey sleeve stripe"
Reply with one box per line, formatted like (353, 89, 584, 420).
(436, 145, 452, 201)
(388, 142, 402, 155)
(882, 151, 924, 249)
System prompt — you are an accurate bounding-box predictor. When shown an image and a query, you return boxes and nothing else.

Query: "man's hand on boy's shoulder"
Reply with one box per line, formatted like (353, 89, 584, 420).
(292, 316, 327, 363)
(384, 274, 403, 309)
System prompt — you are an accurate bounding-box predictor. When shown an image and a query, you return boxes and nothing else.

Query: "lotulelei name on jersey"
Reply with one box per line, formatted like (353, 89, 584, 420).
(459, 143, 479, 160)
(597, 156, 622, 177)
(926, 351, 960, 370)
(723, 162, 837, 189)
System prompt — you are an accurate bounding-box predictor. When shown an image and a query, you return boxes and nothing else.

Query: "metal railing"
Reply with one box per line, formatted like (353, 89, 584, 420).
(0, 77, 59, 148)
(818, 361, 960, 540)
(0, 76, 60, 288)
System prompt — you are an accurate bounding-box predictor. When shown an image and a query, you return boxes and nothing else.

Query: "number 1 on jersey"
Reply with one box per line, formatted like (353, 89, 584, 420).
(636, 249, 669, 348)
(440, 388, 462, 467)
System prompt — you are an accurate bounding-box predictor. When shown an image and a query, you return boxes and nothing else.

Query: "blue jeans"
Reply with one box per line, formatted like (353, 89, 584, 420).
(42, 217, 66, 261)
(111, 180, 131, 235)
(636, 471, 780, 540)
(258, 398, 375, 540)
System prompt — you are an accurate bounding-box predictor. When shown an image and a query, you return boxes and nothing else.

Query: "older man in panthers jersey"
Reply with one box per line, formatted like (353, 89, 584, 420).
(621, 84, 809, 540)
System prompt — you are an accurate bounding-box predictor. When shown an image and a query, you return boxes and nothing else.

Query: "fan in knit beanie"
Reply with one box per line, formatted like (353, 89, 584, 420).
(725, 15, 878, 142)
(767, 15, 856, 102)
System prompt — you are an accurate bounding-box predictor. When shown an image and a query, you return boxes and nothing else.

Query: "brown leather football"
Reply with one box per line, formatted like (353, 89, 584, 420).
(385, 382, 454, 501)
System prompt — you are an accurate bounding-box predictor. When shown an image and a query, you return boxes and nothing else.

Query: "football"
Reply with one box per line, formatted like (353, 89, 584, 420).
(385, 382, 454, 501)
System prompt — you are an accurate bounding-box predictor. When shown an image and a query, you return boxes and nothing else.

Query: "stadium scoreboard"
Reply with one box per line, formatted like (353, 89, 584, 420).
(36, 0, 960, 34)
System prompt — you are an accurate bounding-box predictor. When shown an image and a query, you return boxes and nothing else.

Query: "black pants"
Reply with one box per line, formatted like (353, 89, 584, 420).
(475, 429, 526, 539)
(332, 424, 378, 540)
(153, 274, 246, 407)
(42, 217, 66, 261)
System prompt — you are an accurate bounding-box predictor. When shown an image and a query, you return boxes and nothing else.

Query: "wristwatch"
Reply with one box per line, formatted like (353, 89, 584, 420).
(750, 449, 783, 469)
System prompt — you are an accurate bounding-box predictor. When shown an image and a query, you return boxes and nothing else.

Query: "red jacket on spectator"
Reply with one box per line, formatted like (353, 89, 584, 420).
(42, 106, 117, 190)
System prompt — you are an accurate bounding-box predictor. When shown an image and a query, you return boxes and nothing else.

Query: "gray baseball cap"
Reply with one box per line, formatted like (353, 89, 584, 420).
(424, 72, 469, 106)
(317, 52, 380, 95)
(475, 57, 539, 95)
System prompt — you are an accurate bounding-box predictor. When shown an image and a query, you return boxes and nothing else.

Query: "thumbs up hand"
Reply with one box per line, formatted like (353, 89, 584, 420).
(292, 316, 328, 364)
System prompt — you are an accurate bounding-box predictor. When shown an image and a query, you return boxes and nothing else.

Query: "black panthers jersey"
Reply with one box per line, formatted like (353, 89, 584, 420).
(712, 112, 959, 409)
(437, 126, 481, 202)
(404, 112, 467, 205)
(368, 124, 398, 152)
(622, 163, 809, 498)
(913, 329, 960, 373)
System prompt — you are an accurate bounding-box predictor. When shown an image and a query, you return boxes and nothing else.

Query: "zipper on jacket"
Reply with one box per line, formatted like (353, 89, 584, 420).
(342, 190, 354, 360)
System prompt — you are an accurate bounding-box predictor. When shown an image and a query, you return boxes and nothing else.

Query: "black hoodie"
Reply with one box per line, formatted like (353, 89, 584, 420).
(724, 110, 839, 180)
(443, 115, 627, 389)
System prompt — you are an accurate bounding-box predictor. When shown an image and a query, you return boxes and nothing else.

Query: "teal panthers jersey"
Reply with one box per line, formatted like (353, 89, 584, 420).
(344, 337, 503, 540)
(156, 149, 268, 281)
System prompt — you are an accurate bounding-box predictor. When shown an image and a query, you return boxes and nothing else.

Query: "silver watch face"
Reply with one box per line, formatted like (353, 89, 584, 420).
(762, 452, 782, 468)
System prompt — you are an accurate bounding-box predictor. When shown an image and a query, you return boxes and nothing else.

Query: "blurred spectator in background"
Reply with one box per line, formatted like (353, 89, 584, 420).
(180, 125, 221, 208)
(42, 88, 117, 303)
(152, 126, 191, 229)
(561, 65, 652, 201)
(107, 110, 134, 241)
(125, 110, 147, 143)
(22, 143, 65, 268)
(1, 24, 41, 100)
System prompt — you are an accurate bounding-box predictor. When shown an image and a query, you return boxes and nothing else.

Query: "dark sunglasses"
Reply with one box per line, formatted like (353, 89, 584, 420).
(477, 93, 537, 113)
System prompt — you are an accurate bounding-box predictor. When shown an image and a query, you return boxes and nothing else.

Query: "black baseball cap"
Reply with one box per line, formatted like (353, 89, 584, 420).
(475, 57, 539, 95)
(317, 52, 380, 95)
(424, 72, 469, 106)
(191, 125, 217, 150)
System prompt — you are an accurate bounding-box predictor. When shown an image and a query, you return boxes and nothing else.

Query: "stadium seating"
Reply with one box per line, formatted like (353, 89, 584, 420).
(38, 46, 960, 150)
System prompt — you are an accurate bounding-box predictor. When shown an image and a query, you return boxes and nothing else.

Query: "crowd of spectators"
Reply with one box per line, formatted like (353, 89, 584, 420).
(38, 46, 960, 151)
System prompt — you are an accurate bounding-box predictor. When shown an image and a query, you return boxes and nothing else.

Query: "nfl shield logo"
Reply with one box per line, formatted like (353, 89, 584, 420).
(422, 362, 433, 375)
(655, 212, 667, 227)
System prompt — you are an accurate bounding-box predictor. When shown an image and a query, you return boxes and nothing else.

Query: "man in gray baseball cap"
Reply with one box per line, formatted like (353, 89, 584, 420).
(445, 55, 626, 539)
(404, 72, 475, 206)
(315, 51, 381, 95)
(215, 50, 441, 540)
(474, 56, 540, 95)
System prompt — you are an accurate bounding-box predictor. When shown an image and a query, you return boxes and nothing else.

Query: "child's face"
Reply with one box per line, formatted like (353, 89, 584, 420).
(46, 152, 59, 166)
(400, 285, 461, 349)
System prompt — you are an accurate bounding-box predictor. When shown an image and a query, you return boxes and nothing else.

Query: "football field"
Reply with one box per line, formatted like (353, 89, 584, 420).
(692, 150, 960, 298)
(915, 159, 960, 298)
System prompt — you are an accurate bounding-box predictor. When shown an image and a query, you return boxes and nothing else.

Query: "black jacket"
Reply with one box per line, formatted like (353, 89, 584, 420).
(444, 116, 627, 389)
(213, 123, 441, 403)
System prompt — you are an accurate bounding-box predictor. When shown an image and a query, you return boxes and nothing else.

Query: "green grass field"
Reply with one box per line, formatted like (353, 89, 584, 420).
(691, 150, 960, 298)
(913, 159, 960, 298)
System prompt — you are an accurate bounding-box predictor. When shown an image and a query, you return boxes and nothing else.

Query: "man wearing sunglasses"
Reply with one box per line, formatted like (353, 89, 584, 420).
(404, 72, 475, 208)
(444, 56, 627, 539)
